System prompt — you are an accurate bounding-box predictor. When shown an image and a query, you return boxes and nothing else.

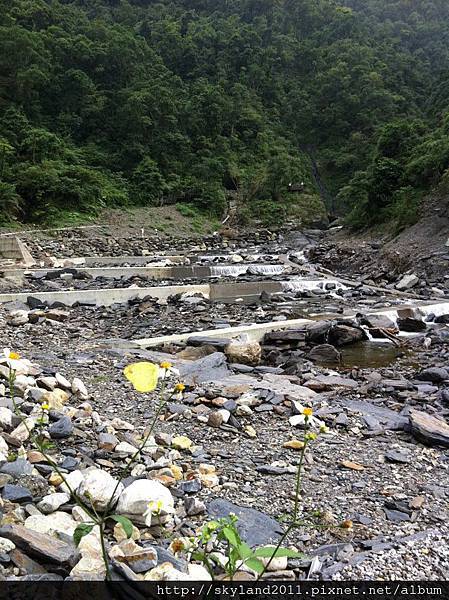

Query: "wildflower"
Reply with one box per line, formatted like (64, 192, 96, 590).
(303, 407, 313, 417)
(158, 361, 180, 380)
(3, 348, 20, 368)
(305, 432, 317, 442)
(170, 539, 185, 554)
(320, 424, 329, 434)
(148, 499, 164, 514)
(124, 362, 159, 393)
(174, 383, 185, 393)
(341, 519, 353, 529)
(41, 403, 50, 411)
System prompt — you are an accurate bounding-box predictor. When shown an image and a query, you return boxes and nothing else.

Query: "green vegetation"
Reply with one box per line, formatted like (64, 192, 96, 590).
(1, 0, 449, 228)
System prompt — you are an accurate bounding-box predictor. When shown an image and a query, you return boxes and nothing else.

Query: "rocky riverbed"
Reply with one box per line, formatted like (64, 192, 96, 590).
(0, 228, 448, 582)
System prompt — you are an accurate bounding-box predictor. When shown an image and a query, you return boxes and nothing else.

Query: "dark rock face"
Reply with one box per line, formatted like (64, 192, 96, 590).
(328, 325, 367, 347)
(416, 367, 448, 384)
(207, 498, 283, 547)
(48, 417, 73, 439)
(397, 318, 427, 332)
(307, 344, 342, 364)
(434, 314, 449, 324)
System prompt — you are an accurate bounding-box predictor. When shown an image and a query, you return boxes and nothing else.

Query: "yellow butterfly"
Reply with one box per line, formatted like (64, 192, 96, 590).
(124, 362, 159, 393)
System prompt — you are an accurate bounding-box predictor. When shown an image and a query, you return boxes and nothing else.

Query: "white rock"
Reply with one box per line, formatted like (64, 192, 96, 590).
(230, 254, 244, 263)
(110, 417, 134, 431)
(55, 373, 71, 389)
(72, 378, 89, 399)
(236, 392, 259, 407)
(25, 511, 78, 537)
(187, 563, 212, 580)
(0, 407, 13, 428)
(115, 441, 138, 455)
(59, 469, 84, 494)
(144, 563, 188, 581)
(10, 417, 35, 441)
(0, 435, 8, 461)
(37, 492, 70, 514)
(0, 537, 15, 553)
(72, 505, 92, 523)
(396, 273, 419, 290)
(38, 376, 58, 390)
(217, 409, 230, 423)
(78, 468, 124, 511)
(236, 405, 253, 416)
(116, 479, 174, 525)
(70, 556, 106, 580)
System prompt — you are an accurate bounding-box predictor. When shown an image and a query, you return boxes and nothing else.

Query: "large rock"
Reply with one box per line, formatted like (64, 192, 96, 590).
(225, 341, 262, 366)
(25, 512, 78, 537)
(305, 321, 332, 344)
(48, 416, 73, 439)
(360, 314, 396, 330)
(78, 469, 124, 511)
(116, 479, 174, 525)
(396, 274, 419, 290)
(416, 367, 448, 384)
(0, 524, 76, 567)
(179, 352, 230, 385)
(409, 410, 449, 447)
(307, 344, 341, 364)
(207, 498, 283, 547)
(397, 318, 426, 332)
(328, 325, 367, 347)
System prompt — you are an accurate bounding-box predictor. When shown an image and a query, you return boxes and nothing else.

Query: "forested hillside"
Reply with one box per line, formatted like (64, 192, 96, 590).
(1, 0, 449, 227)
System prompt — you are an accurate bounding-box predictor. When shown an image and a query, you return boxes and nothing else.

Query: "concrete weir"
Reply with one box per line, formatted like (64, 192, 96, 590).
(0, 278, 341, 307)
(1, 263, 288, 281)
(133, 300, 449, 348)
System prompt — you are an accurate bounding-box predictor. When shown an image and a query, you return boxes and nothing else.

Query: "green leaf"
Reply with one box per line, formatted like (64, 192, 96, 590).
(245, 557, 265, 574)
(107, 515, 134, 538)
(222, 525, 240, 548)
(237, 542, 254, 559)
(73, 523, 95, 547)
(254, 547, 303, 558)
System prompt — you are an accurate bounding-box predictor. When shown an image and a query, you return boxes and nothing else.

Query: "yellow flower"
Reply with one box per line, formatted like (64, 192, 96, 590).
(160, 361, 172, 370)
(8, 352, 20, 360)
(41, 403, 50, 411)
(174, 383, 185, 392)
(305, 432, 317, 441)
(303, 407, 313, 417)
(124, 362, 159, 393)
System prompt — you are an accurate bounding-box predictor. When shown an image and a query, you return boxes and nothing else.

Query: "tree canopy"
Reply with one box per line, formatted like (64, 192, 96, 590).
(1, 0, 448, 227)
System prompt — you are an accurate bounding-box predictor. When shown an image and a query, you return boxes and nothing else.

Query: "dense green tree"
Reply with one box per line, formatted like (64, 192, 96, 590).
(0, 0, 448, 226)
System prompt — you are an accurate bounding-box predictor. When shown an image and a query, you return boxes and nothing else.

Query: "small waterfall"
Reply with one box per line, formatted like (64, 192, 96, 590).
(210, 265, 249, 277)
(281, 279, 345, 293)
(209, 264, 286, 277)
(247, 265, 285, 275)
